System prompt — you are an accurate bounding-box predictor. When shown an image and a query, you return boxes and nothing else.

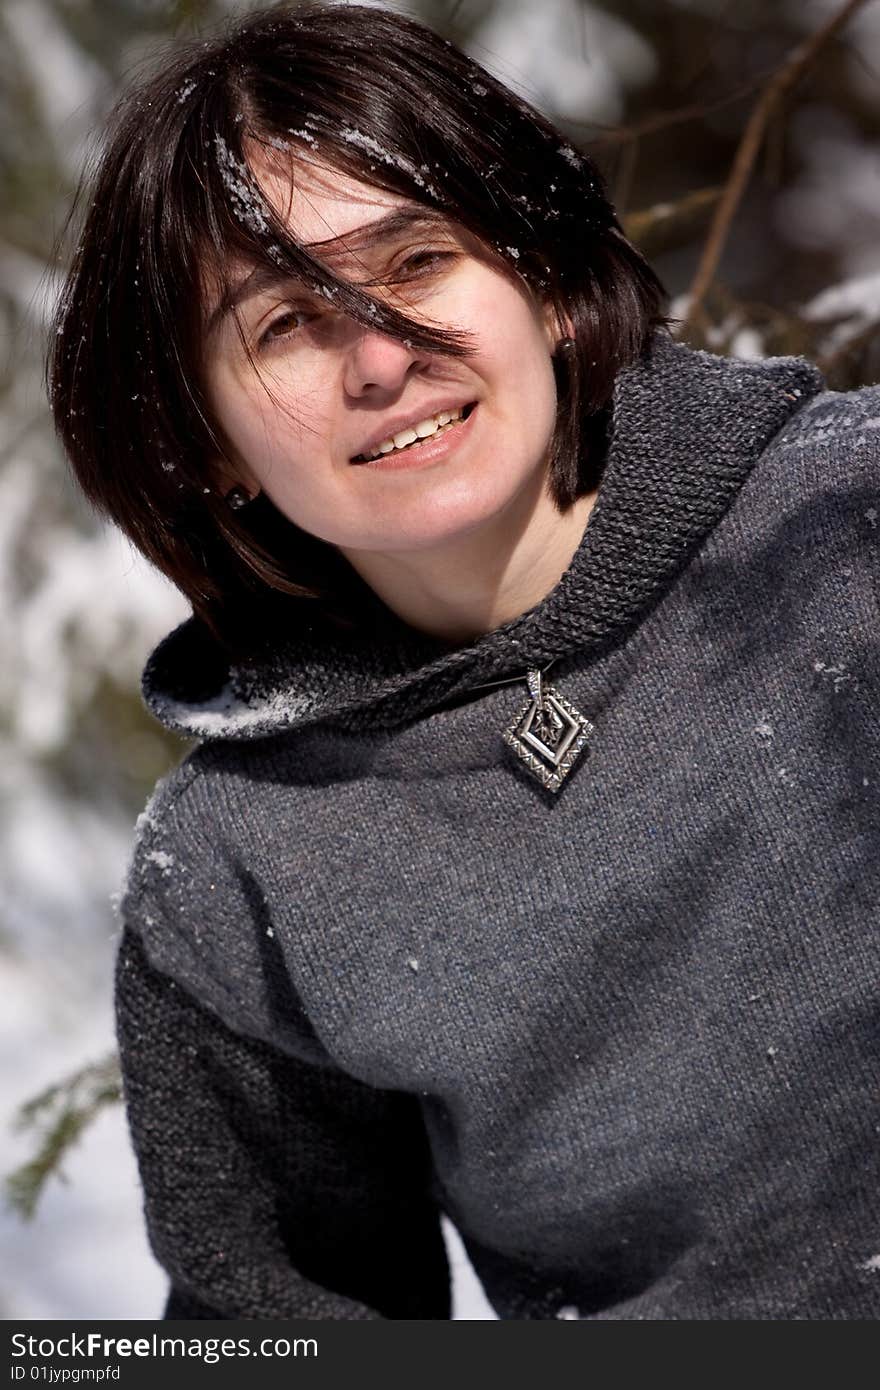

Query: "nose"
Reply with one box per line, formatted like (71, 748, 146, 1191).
(342, 324, 427, 398)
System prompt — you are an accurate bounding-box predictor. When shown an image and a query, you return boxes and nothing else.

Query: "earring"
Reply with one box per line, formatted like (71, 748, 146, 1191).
(554, 337, 576, 355)
(225, 485, 253, 511)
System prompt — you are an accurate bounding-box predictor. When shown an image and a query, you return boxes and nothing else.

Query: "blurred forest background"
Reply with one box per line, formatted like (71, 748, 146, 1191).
(1, 0, 878, 1319)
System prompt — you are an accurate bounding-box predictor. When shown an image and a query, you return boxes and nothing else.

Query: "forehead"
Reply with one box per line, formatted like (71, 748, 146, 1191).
(246, 144, 414, 248)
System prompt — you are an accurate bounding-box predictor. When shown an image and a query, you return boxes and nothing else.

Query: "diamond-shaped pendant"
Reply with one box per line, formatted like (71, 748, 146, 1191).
(502, 668, 593, 792)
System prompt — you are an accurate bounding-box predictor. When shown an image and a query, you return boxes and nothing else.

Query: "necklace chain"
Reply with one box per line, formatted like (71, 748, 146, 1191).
(469, 657, 558, 695)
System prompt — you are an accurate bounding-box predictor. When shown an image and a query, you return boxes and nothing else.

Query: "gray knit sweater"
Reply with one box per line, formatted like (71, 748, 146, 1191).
(117, 333, 880, 1320)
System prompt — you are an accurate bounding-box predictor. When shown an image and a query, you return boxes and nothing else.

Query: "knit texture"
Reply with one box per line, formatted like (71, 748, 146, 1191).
(118, 333, 880, 1319)
(116, 930, 449, 1319)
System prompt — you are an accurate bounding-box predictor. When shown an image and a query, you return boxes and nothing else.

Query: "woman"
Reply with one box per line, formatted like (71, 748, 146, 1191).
(49, 3, 879, 1320)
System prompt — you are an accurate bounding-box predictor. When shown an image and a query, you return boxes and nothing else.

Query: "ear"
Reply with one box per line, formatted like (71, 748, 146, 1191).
(541, 298, 575, 353)
(210, 456, 256, 501)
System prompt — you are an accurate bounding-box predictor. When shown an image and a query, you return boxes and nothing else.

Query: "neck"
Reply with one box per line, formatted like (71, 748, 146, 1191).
(338, 470, 600, 645)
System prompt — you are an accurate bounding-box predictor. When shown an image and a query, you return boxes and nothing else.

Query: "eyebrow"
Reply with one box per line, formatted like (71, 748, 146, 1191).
(205, 206, 450, 337)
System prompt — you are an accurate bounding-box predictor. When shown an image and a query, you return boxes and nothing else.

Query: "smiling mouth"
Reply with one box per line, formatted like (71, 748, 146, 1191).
(351, 402, 477, 463)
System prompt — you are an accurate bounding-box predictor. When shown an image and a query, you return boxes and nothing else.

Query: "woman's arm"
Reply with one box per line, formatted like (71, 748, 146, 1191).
(115, 925, 451, 1320)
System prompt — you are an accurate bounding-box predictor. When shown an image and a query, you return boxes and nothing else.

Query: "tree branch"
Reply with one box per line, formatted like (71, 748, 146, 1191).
(624, 187, 723, 258)
(681, 0, 872, 332)
(582, 76, 763, 145)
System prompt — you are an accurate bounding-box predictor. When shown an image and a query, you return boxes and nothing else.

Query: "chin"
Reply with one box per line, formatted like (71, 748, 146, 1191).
(377, 480, 526, 551)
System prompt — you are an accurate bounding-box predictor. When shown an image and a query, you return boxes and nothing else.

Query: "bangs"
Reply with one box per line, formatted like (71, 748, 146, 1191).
(190, 123, 475, 363)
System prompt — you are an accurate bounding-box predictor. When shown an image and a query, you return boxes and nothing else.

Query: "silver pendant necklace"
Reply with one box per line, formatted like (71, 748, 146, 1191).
(472, 660, 594, 793)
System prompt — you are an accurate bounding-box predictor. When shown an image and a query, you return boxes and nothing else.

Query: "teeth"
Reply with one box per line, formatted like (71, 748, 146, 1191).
(363, 406, 465, 460)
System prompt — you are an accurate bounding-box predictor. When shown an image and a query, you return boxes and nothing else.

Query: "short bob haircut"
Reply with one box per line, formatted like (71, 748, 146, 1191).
(49, 1, 666, 650)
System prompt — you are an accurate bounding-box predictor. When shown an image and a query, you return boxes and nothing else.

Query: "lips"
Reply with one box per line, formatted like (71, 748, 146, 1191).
(351, 401, 479, 473)
(350, 401, 477, 463)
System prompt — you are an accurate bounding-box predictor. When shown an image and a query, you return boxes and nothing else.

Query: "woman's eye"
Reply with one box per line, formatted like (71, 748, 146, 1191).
(258, 308, 310, 347)
(400, 249, 453, 276)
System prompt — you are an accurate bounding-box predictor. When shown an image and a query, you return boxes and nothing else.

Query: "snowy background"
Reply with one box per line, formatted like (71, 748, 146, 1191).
(2, 0, 878, 1320)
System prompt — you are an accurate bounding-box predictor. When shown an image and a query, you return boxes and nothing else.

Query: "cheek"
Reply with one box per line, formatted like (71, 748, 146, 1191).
(212, 370, 333, 481)
(460, 282, 556, 397)
(483, 301, 559, 445)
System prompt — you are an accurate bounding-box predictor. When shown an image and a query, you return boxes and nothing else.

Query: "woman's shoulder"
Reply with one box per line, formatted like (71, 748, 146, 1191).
(696, 373, 878, 634)
(769, 380, 880, 479)
(760, 382, 879, 575)
(121, 741, 245, 904)
(127, 722, 308, 844)
(720, 375, 880, 546)
(119, 745, 250, 989)
(117, 740, 324, 1059)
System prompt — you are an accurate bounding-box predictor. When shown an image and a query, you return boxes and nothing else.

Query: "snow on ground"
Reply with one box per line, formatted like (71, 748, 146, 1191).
(0, 925, 167, 1319)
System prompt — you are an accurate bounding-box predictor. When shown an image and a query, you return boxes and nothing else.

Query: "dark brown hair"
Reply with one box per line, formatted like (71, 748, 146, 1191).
(48, 1, 666, 649)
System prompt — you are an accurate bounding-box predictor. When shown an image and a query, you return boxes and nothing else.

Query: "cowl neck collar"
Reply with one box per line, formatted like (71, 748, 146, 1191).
(142, 333, 823, 740)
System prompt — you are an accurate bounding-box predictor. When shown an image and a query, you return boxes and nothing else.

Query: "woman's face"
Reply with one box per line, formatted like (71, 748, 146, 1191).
(202, 153, 563, 557)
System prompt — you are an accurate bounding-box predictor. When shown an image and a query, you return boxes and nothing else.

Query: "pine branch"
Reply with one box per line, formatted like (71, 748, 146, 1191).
(4, 1054, 122, 1220)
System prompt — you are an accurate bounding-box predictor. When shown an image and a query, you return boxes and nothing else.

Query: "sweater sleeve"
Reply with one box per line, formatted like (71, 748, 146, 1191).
(115, 925, 451, 1320)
